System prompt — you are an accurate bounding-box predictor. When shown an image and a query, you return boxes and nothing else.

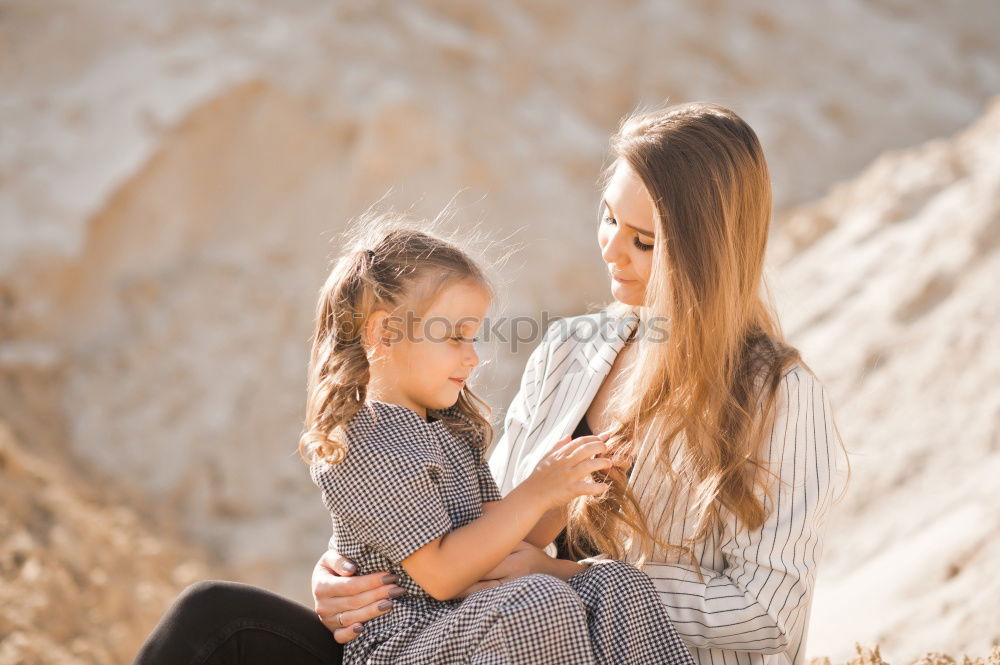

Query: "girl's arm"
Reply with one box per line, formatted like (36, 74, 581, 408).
(523, 505, 567, 548)
(482, 494, 568, 550)
(404, 436, 611, 601)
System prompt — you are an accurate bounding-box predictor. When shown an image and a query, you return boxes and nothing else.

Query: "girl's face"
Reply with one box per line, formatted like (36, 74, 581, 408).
(598, 159, 658, 306)
(367, 280, 489, 420)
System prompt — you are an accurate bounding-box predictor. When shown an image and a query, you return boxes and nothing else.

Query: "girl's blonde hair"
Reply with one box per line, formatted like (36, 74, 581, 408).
(298, 212, 494, 466)
(566, 102, 850, 567)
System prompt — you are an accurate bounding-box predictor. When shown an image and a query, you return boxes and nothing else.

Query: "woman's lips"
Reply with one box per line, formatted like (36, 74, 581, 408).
(611, 273, 636, 284)
(449, 378, 466, 387)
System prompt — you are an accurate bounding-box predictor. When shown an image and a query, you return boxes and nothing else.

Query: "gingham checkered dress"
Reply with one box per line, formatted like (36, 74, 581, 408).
(311, 400, 696, 665)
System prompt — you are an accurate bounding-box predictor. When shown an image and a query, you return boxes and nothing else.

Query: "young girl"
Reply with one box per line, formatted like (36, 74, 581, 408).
(298, 220, 696, 665)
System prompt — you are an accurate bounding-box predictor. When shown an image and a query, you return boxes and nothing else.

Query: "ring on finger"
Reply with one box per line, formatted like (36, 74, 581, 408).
(336, 612, 345, 628)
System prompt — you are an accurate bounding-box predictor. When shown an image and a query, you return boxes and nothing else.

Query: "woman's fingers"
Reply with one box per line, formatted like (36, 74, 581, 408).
(333, 624, 366, 644)
(314, 574, 401, 615)
(320, 589, 399, 641)
(319, 550, 358, 576)
(314, 570, 395, 606)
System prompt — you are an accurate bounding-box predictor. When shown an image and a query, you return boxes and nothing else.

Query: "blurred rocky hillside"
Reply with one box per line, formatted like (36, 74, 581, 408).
(774, 98, 1000, 662)
(1, 1, 998, 662)
(0, 420, 214, 665)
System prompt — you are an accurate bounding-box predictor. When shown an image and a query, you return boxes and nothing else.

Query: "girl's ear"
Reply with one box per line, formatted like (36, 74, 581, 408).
(364, 310, 392, 360)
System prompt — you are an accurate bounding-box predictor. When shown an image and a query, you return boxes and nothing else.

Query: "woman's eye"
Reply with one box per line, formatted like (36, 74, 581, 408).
(633, 236, 654, 252)
(601, 213, 617, 226)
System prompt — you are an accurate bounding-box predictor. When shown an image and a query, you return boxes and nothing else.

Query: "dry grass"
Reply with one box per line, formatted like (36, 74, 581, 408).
(810, 644, 1000, 665)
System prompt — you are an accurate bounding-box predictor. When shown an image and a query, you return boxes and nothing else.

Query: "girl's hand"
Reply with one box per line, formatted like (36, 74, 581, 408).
(521, 434, 613, 511)
(469, 541, 587, 586)
(312, 549, 405, 643)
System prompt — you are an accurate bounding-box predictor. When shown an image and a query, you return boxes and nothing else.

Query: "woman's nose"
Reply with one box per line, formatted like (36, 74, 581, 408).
(600, 227, 628, 267)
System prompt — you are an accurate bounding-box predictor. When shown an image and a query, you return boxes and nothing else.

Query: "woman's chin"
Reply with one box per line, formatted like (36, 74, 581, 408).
(610, 282, 644, 306)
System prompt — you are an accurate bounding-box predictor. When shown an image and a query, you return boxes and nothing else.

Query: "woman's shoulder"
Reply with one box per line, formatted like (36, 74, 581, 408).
(776, 361, 827, 395)
(765, 361, 840, 438)
(539, 307, 638, 348)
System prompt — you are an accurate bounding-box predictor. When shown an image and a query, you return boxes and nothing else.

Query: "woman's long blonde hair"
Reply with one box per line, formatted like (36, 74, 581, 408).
(298, 213, 493, 466)
(566, 102, 848, 566)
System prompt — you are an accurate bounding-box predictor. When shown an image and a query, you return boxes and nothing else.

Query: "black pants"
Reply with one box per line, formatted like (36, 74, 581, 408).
(133, 581, 344, 665)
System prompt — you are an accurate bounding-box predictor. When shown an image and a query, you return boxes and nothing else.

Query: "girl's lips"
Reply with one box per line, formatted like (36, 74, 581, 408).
(611, 274, 636, 283)
(449, 378, 466, 387)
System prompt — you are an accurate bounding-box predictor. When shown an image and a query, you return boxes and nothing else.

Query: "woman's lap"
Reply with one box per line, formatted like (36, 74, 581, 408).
(133, 563, 693, 665)
(132, 580, 343, 665)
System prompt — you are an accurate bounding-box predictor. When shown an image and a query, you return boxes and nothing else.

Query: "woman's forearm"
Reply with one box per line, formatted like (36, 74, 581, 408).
(402, 484, 545, 600)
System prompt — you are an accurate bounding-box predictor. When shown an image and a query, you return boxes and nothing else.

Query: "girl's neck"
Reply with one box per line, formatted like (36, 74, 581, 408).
(366, 387, 430, 422)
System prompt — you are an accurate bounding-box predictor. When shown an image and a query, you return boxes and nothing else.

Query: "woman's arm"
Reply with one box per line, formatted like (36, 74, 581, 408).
(641, 370, 847, 652)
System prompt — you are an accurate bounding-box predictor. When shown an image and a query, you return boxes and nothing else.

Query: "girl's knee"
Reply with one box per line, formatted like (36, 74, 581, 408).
(577, 559, 651, 591)
(503, 574, 582, 613)
(585, 559, 629, 578)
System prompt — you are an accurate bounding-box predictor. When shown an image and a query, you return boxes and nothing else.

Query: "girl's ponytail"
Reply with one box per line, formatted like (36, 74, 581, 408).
(298, 247, 375, 465)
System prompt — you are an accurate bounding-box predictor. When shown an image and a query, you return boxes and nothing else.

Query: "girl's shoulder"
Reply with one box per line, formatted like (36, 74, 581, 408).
(345, 401, 441, 451)
(310, 402, 446, 484)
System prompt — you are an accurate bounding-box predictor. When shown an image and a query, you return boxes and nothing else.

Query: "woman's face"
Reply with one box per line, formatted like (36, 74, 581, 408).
(598, 159, 658, 306)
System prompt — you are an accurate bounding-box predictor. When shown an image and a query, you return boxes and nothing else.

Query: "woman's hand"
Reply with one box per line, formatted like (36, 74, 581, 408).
(311, 549, 405, 643)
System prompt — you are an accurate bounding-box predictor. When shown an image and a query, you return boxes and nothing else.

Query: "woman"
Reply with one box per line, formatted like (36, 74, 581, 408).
(134, 102, 849, 665)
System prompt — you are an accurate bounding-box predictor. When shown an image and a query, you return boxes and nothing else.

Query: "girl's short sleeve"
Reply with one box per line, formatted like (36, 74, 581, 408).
(477, 456, 503, 503)
(310, 434, 453, 564)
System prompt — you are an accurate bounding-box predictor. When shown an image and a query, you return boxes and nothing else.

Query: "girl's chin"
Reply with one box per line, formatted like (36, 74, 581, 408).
(431, 392, 462, 410)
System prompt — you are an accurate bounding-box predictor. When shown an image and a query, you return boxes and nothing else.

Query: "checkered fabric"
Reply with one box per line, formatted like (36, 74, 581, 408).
(311, 400, 696, 665)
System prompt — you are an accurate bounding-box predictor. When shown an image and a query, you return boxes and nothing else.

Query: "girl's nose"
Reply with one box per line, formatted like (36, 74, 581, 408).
(463, 344, 480, 367)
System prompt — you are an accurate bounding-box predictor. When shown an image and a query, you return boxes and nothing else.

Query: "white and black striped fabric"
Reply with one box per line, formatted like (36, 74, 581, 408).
(488, 309, 850, 665)
(312, 399, 697, 665)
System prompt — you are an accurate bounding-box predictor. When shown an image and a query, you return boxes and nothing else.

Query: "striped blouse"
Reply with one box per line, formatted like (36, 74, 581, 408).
(487, 309, 848, 665)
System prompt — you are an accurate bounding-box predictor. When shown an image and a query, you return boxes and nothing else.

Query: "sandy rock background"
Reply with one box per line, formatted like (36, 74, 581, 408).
(774, 99, 1000, 660)
(1, 1, 998, 663)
